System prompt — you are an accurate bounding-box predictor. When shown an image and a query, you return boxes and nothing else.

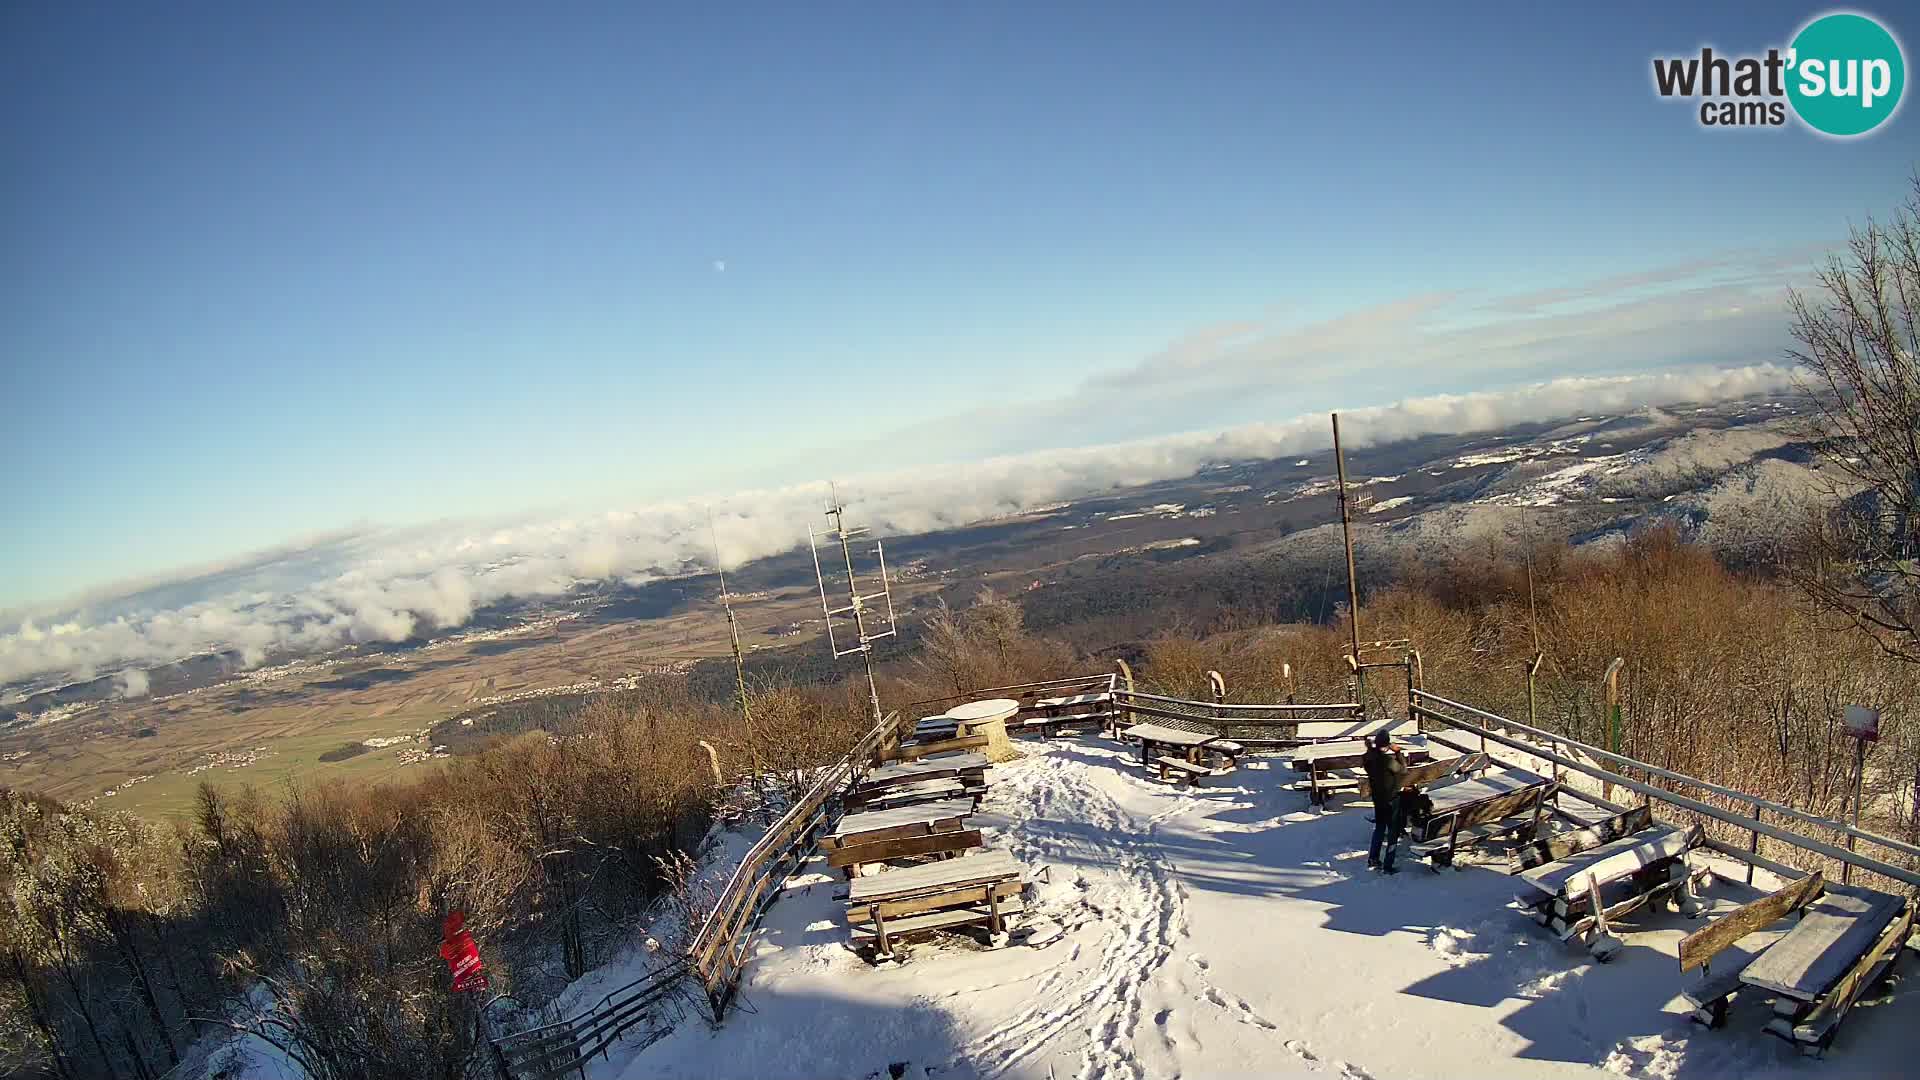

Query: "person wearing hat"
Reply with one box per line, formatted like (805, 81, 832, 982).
(1361, 729, 1408, 874)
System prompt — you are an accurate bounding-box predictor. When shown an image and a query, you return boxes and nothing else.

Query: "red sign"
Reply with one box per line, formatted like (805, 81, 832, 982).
(440, 911, 489, 994)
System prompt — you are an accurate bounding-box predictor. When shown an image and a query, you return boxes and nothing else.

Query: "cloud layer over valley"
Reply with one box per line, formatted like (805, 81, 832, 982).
(1, 364, 1797, 694)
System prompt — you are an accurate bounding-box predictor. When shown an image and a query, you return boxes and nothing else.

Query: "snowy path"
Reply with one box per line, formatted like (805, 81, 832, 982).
(605, 741, 1919, 1080)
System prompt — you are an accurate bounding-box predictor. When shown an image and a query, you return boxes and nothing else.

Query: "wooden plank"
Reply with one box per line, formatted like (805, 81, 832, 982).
(1678, 871, 1826, 973)
(1516, 824, 1690, 899)
(1790, 901, 1914, 1046)
(895, 735, 991, 760)
(1294, 717, 1416, 741)
(826, 828, 984, 868)
(1741, 884, 1906, 1003)
(847, 849, 1021, 903)
(847, 878, 1024, 924)
(1508, 805, 1651, 873)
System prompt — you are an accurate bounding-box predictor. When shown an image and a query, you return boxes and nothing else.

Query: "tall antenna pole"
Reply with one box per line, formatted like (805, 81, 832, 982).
(1331, 413, 1365, 704)
(809, 486, 896, 729)
(708, 508, 761, 781)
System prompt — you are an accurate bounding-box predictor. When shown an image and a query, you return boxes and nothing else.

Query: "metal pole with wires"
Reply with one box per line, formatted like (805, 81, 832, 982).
(1331, 413, 1365, 707)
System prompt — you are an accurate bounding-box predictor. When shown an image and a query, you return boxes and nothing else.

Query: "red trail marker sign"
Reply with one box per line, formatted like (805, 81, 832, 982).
(440, 911, 489, 994)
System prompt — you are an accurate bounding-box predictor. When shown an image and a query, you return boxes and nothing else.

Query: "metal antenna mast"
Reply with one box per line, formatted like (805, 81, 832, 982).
(808, 486, 897, 727)
(708, 508, 761, 781)
(1331, 413, 1366, 704)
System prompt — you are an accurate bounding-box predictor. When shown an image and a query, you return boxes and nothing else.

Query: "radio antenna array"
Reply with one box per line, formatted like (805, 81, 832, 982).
(708, 508, 762, 783)
(808, 486, 897, 727)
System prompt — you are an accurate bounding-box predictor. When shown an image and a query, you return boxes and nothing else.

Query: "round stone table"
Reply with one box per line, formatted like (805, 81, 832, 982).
(946, 697, 1019, 761)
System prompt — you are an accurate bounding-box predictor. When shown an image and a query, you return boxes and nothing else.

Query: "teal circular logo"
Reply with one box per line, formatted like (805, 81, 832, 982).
(1787, 13, 1906, 136)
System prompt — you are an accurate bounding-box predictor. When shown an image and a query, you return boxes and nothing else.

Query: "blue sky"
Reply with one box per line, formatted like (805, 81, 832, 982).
(3, 2, 1914, 613)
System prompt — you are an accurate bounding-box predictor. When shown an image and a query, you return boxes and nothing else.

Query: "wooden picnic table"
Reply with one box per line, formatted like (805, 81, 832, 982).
(857, 753, 990, 793)
(1424, 767, 1546, 818)
(848, 849, 1021, 904)
(826, 798, 975, 847)
(1293, 717, 1417, 742)
(1120, 722, 1221, 766)
(1740, 884, 1906, 1004)
(1287, 737, 1431, 774)
(845, 849, 1027, 957)
(844, 777, 982, 813)
(1515, 822, 1688, 901)
(823, 798, 981, 875)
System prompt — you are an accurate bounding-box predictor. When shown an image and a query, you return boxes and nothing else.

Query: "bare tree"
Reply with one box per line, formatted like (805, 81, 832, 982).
(1789, 172, 1920, 661)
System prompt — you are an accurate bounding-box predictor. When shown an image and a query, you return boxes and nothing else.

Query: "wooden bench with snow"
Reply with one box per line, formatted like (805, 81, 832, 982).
(1738, 882, 1914, 1056)
(845, 753, 990, 812)
(820, 798, 981, 878)
(1409, 771, 1555, 869)
(1512, 805, 1707, 961)
(1155, 756, 1213, 785)
(1674, 870, 1826, 1028)
(892, 715, 991, 761)
(1018, 691, 1115, 735)
(845, 849, 1030, 960)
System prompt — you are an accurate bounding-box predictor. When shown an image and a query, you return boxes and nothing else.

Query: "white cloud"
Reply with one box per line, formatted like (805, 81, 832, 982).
(0, 363, 1797, 690)
(115, 668, 149, 698)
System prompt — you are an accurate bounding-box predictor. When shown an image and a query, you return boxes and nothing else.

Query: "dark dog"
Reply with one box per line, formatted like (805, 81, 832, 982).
(1399, 789, 1434, 834)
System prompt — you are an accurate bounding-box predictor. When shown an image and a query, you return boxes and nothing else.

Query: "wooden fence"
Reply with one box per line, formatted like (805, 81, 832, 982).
(1110, 689, 1363, 743)
(1410, 689, 1920, 894)
(686, 708, 903, 1021)
(489, 960, 689, 1080)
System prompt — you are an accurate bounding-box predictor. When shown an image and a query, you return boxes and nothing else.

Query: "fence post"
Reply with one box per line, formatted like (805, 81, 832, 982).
(1281, 661, 1296, 705)
(1601, 658, 1625, 804)
(1207, 670, 1225, 719)
(1747, 799, 1762, 886)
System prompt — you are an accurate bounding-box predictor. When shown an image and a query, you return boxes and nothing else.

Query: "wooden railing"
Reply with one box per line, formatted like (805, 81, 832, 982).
(686, 708, 903, 1021)
(489, 960, 689, 1080)
(1111, 689, 1364, 741)
(1410, 689, 1920, 894)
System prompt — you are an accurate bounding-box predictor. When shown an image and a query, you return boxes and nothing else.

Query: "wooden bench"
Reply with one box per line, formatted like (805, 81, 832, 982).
(1156, 756, 1211, 785)
(1411, 779, 1556, 869)
(1515, 815, 1705, 960)
(1741, 883, 1912, 1055)
(1675, 871, 1826, 1027)
(894, 734, 991, 760)
(1206, 740, 1245, 767)
(1772, 901, 1913, 1056)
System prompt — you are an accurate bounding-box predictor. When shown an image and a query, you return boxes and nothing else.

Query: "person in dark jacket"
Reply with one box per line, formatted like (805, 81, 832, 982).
(1361, 730, 1408, 873)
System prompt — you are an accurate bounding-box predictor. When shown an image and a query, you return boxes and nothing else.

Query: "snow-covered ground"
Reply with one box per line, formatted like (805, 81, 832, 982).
(610, 739, 1919, 1080)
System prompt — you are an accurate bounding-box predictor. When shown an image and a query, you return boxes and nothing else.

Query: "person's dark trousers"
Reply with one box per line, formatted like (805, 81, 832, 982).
(1368, 799, 1403, 870)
